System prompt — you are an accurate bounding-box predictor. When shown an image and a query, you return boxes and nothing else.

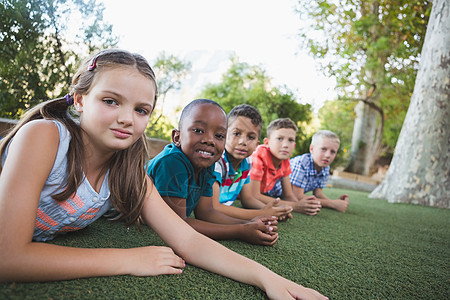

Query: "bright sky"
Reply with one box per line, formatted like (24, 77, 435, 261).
(101, 0, 336, 114)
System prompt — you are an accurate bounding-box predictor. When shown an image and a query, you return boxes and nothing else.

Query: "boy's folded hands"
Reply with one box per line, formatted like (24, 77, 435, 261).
(261, 198, 293, 221)
(240, 216, 279, 246)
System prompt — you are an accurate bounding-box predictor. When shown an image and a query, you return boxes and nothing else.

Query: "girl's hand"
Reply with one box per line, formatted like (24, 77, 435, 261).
(265, 276, 328, 300)
(126, 246, 185, 276)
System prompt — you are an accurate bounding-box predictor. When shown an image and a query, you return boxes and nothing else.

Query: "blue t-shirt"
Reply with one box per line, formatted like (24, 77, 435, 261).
(147, 143, 216, 217)
(214, 151, 251, 206)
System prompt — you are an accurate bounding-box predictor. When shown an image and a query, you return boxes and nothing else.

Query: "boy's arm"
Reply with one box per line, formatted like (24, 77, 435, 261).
(213, 182, 293, 220)
(241, 179, 270, 208)
(280, 176, 298, 202)
(291, 185, 322, 216)
(243, 179, 295, 207)
(313, 188, 349, 212)
(161, 195, 279, 245)
(195, 187, 247, 224)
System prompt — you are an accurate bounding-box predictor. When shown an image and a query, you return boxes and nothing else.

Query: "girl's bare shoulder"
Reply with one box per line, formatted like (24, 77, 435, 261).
(9, 119, 61, 156)
(17, 119, 60, 141)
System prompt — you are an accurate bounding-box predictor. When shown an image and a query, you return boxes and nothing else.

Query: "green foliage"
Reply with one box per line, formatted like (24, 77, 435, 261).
(318, 100, 356, 168)
(153, 52, 192, 96)
(145, 52, 191, 140)
(199, 57, 313, 156)
(146, 111, 175, 141)
(297, 0, 431, 156)
(0, 0, 118, 119)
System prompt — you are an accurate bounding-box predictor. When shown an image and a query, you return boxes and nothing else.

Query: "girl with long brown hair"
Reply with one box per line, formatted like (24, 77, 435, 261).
(0, 49, 326, 300)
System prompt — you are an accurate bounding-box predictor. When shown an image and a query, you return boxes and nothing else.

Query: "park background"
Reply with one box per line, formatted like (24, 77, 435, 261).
(1, 0, 449, 298)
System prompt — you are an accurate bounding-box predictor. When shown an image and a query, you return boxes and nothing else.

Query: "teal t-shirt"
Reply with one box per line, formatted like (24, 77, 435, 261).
(147, 143, 216, 217)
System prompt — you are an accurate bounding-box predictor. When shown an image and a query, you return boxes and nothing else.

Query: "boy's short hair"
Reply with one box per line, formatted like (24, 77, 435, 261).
(179, 99, 225, 129)
(227, 104, 263, 135)
(311, 130, 340, 146)
(266, 118, 298, 137)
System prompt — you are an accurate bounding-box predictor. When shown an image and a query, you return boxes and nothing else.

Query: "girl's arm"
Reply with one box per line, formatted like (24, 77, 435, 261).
(161, 193, 278, 246)
(142, 177, 327, 300)
(0, 120, 184, 282)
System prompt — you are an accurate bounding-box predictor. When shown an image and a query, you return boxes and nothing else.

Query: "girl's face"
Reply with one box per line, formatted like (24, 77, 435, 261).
(74, 66, 156, 154)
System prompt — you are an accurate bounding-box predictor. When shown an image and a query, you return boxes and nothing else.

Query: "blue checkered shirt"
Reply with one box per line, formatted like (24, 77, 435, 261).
(268, 153, 329, 197)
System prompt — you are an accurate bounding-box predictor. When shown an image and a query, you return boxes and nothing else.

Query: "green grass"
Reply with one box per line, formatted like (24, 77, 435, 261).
(1, 188, 449, 299)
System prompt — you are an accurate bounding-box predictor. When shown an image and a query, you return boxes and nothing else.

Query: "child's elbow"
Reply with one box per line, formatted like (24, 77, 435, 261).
(0, 250, 17, 282)
(0, 240, 29, 282)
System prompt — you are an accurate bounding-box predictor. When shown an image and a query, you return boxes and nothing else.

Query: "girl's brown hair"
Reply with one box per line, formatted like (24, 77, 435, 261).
(0, 49, 158, 227)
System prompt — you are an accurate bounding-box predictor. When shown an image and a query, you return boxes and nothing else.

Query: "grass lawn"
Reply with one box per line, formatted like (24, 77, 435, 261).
(1, 188, 449, 299)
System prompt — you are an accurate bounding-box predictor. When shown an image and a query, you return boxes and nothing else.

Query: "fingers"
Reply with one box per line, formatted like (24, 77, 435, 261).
(288, 286, 328, 300)
(256, 215, 278, 224)
(271, 206, 294, 219)
(154, 247, 185, 271)
(249, 221, 278, 234)
(274, 205, 293, 213)
(256, 231, 279, 246)
(133, 246, 185, 276)
(340, 194, 349, 201)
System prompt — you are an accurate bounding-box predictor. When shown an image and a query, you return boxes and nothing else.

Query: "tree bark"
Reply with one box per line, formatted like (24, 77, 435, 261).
(369, 0, 450, 208)
(345, 101, 379, 175)
(345, 1, 384, 176)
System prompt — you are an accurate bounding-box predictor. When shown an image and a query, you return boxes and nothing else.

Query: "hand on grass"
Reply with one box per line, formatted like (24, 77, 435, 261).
(265, 276, 328, 300)
(127, 246, 185, 276)
(240, 216, 279, 246)
(294, 196, 322, 216)
(333, 195, 349, 212)
(262, 198, 293, 221)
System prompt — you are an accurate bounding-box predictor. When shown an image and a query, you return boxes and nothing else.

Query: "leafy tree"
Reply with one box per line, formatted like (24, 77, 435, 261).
(370, 0, 449, 208)
(146, 113, 177, 142)
(146, 52, 191, 141)
(0, 0, 118, 119)
(199, 57, 313, 156)
(318, 99, 356, 167)
(297, 0, 431, 175)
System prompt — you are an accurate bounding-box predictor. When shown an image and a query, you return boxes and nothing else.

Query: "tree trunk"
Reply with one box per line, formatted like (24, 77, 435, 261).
(369, 0, 450, 208)
(345, 1, 384, 176)
(345, 102, 379, 175)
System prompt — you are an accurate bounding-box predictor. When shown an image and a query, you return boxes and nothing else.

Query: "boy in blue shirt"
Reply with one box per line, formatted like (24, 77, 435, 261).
(270, 130, 349, 213)
(147, 99, 279, 246)
(212, 104, 293, 221)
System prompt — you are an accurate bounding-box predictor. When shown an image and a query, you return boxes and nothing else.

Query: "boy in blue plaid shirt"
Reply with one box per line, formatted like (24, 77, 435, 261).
(270, 130, 349, 213)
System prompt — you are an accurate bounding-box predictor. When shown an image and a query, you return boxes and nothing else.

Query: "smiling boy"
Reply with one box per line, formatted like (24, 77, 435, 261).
(212, 105, 292, 221)
(147, 99, 279, 246)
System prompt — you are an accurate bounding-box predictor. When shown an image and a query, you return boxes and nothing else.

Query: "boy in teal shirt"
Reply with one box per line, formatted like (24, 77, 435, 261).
(147, 99, 278, 246)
